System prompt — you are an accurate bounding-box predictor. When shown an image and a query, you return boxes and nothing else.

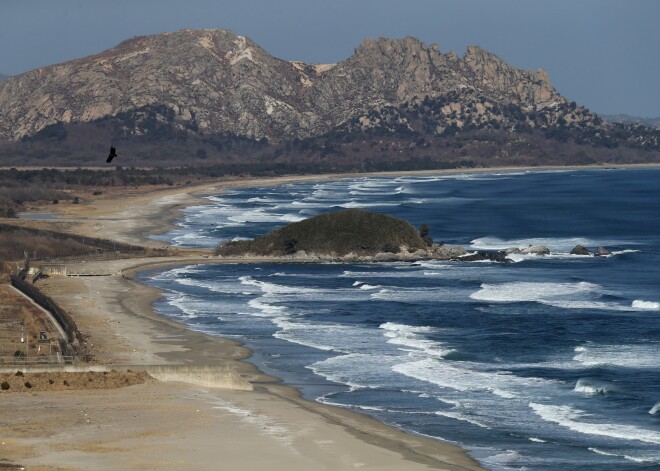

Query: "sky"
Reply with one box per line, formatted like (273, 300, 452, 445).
(1, 0, 658, 117)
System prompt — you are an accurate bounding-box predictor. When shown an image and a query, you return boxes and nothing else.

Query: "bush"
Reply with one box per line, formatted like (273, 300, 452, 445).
(382, 243, 400, 253)
(1, 381, 9, 390)
(24, 381, 32, 389)
(216, 209, 427, 257)
(63, 380, 69, 386)
(48, 379, 54, 384)
(15, 370, 23, 377)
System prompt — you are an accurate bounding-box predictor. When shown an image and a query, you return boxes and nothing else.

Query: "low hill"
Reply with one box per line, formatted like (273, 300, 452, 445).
(216, 209, 428, 257)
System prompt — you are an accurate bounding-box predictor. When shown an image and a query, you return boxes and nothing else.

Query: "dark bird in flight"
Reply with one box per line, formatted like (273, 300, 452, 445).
(106, 146, 117, 163)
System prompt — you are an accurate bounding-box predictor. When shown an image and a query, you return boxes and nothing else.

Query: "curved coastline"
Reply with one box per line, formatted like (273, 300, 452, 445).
(12, 163, 660, 469)
(14, 170, 497, 469)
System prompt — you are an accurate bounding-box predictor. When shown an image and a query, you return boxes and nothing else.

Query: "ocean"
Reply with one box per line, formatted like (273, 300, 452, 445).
(141, 169, 660, 470)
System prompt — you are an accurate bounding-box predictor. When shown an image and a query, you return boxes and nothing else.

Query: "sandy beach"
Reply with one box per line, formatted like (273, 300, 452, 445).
(0, 170, 496, 470)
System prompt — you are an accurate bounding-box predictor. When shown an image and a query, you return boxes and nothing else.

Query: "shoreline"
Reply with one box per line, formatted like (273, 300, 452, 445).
(5, 164, 659, 469)
(23, 162, 660, 248)
(5, 257, 482, 470)
(1, 168, 499, 469)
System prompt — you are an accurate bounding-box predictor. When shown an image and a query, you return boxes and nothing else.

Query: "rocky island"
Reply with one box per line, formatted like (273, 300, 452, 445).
(216, 209, 618, 263)
(216, 209, 467, 262)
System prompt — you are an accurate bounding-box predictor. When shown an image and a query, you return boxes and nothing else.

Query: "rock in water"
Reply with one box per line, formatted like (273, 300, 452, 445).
(595, 246, 612, 256)
(521, 245, 550, 255)
(570, 245, 592, 255)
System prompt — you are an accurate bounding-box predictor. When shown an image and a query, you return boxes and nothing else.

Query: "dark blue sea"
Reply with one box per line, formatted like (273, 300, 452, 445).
(141, 169, 660, 470)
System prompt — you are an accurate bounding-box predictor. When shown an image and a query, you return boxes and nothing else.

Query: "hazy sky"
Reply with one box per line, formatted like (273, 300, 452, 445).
(1, 0, 658, 117)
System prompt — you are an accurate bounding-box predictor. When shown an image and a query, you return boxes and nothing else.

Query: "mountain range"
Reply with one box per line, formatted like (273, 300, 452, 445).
(603, 114, 660, 129)
(0, 29, 657, 169)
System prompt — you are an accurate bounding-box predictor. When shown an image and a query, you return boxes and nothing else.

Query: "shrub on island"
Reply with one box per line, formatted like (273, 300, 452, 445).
(216, 209, 428, 257)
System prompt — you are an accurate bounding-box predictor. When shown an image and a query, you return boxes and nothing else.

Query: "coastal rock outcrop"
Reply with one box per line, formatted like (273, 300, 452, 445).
(570, 245, 592, 255)
(595, 246, 612, 256)
(458, 250, 510, 263)
(520, 245, 550, 255)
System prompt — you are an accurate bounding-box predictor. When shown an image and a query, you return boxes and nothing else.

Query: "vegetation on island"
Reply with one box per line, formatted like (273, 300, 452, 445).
(216, 209, 428, 257)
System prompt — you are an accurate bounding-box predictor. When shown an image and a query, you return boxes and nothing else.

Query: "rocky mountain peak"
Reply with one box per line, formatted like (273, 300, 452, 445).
(1, 28, 656, 161)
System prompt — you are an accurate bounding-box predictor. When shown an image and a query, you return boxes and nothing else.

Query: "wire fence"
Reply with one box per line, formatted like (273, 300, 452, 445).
(0, 350, 78, 366)
(0, 222, 146, 256)
(9, 275, 83, 346)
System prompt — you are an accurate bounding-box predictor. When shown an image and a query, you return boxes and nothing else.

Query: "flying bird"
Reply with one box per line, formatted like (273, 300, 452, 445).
(106, 146, 117, 163)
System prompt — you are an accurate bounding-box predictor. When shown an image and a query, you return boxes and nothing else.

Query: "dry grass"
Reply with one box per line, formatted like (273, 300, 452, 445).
(0, 283, 64, 360)
(0, 370, 150, 392)
(0, 232, 94, 263)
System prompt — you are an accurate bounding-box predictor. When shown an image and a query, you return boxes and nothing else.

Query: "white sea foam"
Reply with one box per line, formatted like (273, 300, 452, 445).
(339, 200, 398, 208)
(379, 322, 454, 357)
(278, 213, 306, 222)
(152, 265, 200, 280)
(470, 281, 599, 303)
(610, 249, 640, 256)
(573, 343, 660, 368)
(588, 447, 619, 458)
(174, 277, 252, 296)
(573, 378, 615, 395)
(341, 270, 428, 279)
(529, 403, 660, 445)
(273, 317, 348, 352)
(434, 410, 491, 429)
(246, 196, 279, 203)
(470, 281, 642, 311)
(359, 284, 379, 290)
(480, 450, 525, 469)
(392, 358, 552, 397)
(372, 286, 469, 303)
(239, 276, 319, 296)
(632, 300, 660, 310)
(469, 236, 629, 252)
(247, 298, 286, 317)
(528, 437, 546, 443)
(308, 353, 393, 390)
(166, 293, 201, 319)
(649, 402, 660, 415)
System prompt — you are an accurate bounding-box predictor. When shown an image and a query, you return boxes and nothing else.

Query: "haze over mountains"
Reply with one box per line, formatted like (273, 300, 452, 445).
(0, 28, 657, 169)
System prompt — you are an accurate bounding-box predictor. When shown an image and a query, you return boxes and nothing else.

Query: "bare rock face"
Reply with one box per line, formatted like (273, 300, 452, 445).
(595, 246, 612, 256)
(0, 29, 569, 143)
(521, 245, 550, 255)
(570, 245, 592, 255)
